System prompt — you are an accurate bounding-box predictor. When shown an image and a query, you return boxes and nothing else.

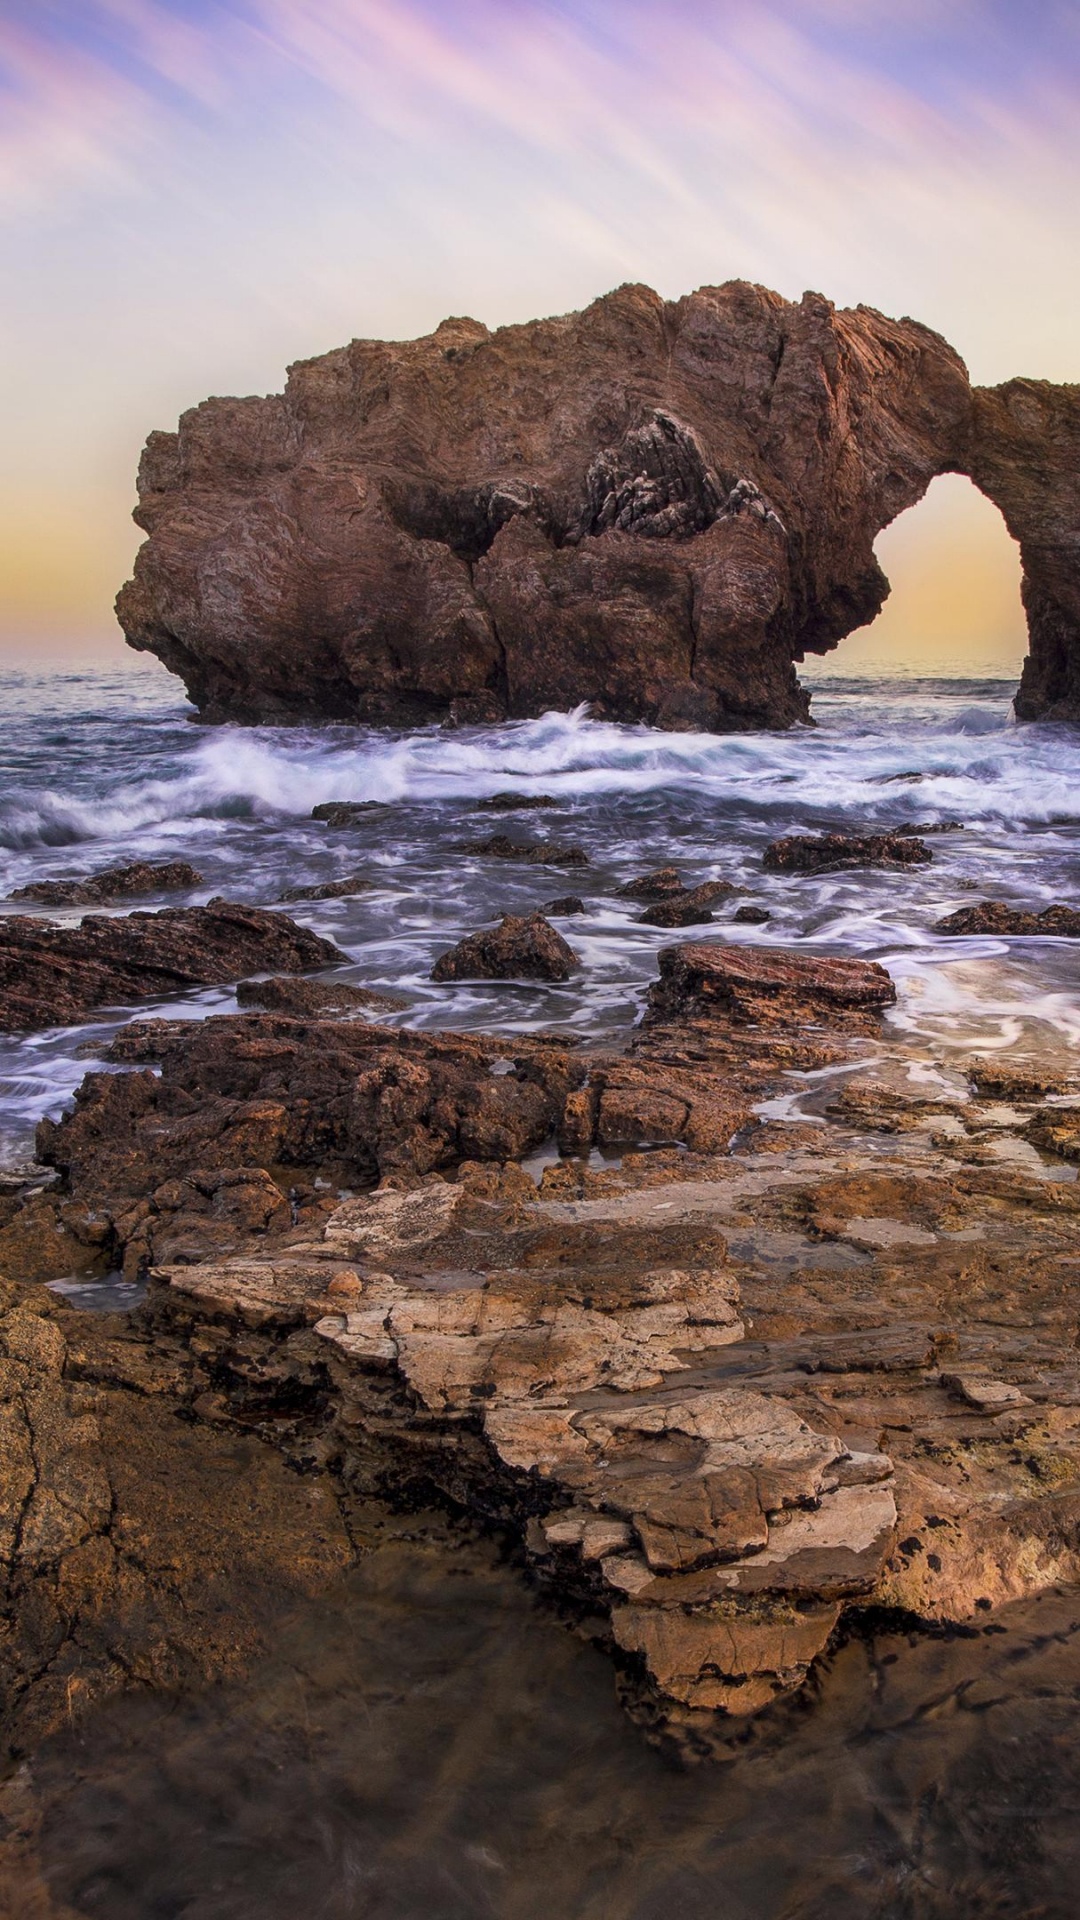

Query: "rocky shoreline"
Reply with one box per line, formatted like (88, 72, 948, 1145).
(4, 895, 1080, 1792)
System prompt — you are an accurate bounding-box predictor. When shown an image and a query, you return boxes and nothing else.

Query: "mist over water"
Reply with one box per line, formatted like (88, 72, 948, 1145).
(3, 663, 1080, 1164)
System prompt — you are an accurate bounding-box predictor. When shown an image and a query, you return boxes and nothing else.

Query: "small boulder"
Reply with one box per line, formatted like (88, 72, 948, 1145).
(646, 942, 896, 1031)
(763, 833, 932, 873)
(236, 976, 406, 1015)
(311, 801, 385, 826)
(731, 905, 771, 924)
(461, 835, 588, 867)
(544, 896, 587, 915)
(432, 913, 578, 982)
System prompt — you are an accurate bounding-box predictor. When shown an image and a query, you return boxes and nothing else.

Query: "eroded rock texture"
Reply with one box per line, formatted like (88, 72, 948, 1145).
(117, 282, 981, 731)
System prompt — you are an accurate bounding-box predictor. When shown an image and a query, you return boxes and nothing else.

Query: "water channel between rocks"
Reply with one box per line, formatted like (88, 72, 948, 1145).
(4, 661, 1080, 1917)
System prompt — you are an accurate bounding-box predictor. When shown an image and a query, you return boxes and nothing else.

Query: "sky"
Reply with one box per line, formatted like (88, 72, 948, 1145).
(1, 0, 1076, 672)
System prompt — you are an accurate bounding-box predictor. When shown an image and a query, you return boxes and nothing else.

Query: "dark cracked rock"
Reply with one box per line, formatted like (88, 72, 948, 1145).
(432, 912, 578, 983)
(0, 900, 346, 1033)
(278, 873, 375, 902)
(646, 942, 897, 1032)
(235, 976, 407, 1016)
(616, 867, 686, 900)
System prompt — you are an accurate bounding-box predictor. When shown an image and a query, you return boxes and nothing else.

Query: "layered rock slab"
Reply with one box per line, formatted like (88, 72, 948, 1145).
(146, 1181, 897, 1719)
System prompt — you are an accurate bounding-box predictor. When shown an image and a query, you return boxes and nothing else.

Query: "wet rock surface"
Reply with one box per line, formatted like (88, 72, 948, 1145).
(7, 860, 203, 907)
(309, 800, 385, 826)
(475, 793, 559, 811)
(234, 974, 408, 1016)
(936, 899, 1080, 936)
(460, 834, 589, 867)
(638, 881, 734, 927)
(277, 872, 375, 901)
(763, 832, 933, 873)
(116, 278, 1079, 733)
(0, 900, 346, 1034)
(431, 912, 578, 982)
(644, 942, 898, 1032)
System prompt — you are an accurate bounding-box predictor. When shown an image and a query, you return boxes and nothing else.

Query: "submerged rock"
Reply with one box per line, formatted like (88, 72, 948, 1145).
(236, 975, 407, 1016)
(936, 901, 1080, 936)
(460, 834, 589, 867)
(8, 860, 203, 906)
(763, 832, 933, 873)
(0, 900, 345, 1033)
(278, 873, 375, 901)
(310, 801, 385, 826)
(616, 867, 685, 899)
(432, 913, 578, 982)
(475, 793, 560, 811)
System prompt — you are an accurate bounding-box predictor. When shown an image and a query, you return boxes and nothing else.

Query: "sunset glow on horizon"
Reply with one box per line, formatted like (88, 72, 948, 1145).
(2, 1, 1077, 670)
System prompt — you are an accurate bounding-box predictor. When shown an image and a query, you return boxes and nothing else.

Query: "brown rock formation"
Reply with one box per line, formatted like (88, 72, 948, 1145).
(116, 282, 983, 731)
(115, 281, 1080, 731)
(0, 900, 345, 1033)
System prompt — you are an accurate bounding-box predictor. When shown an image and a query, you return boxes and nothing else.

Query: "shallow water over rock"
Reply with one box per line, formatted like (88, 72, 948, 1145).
(28, 1528, 1080, 1920)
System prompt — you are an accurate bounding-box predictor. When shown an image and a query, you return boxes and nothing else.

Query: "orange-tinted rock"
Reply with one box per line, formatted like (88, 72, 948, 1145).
(646, 942, 896, 1031)
(8, 860, 203, 907)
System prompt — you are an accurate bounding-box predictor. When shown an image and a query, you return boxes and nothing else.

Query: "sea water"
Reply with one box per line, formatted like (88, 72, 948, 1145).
(2, 660, 1080, 1165)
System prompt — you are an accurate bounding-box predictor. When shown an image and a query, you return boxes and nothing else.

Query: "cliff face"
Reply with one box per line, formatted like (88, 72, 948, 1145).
(116, 281, 1074, 730)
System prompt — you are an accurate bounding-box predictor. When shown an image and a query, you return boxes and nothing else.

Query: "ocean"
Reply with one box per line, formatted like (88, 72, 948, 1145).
(2, 659, 1078, 1166)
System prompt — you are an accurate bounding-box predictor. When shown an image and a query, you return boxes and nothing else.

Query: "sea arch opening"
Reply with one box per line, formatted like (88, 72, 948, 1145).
(804, 473, 1027, 687)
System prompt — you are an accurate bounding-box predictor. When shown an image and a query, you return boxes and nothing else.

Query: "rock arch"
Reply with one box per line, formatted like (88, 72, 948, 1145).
(116, 283, 1080, 730)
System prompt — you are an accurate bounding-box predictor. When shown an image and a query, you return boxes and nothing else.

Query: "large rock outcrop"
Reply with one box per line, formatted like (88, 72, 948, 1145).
(115, 280, 1080, 731)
